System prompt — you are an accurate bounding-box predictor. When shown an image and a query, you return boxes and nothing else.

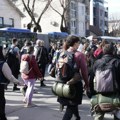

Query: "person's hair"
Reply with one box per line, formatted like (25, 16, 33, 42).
(25, 40, 32, 46)
(0, 46, 5, 60)
(99, 39, 108, 48)
(63, 35, 80, 50)
(26, 46, 34, 54)
(12, 38, 18, 44)
(36, 39, 42, 46)
(103, 43, 115, 55)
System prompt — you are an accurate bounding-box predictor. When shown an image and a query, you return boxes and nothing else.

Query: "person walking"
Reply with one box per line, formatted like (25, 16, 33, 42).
(6, 38, 20, 91)
(91, 43, 120, 120)
(20, 40, 32, 96)
(34, 39, 48, 87)
(21, 46, 43, 107)
(0, 46, 22, 120)
(56, 35, 89, 120)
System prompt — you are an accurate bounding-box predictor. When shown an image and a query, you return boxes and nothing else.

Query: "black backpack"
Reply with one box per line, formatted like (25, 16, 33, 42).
(0, 61, 10, 85)
(55, 51, 75, 82)
(6, 47, 20, 75)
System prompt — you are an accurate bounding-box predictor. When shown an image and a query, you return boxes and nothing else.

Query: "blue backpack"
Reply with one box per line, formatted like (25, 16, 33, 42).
(0, 61, 10, 85)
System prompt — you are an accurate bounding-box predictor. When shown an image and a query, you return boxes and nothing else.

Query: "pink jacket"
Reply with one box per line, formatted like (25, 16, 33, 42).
(21, 54, 42, 80)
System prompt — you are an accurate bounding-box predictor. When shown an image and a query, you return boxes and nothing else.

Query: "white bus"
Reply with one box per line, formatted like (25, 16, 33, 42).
(97, 36, 120, 43)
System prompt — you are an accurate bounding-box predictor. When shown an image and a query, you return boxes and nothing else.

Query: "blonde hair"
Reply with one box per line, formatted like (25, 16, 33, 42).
(36, 39, 42, 46)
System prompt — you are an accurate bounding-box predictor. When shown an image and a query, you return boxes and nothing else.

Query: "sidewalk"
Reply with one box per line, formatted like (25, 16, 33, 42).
(5, 75, 114, 120)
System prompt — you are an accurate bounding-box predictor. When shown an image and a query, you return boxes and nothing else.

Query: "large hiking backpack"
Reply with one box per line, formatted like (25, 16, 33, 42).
(94, 58, 117, 93)
(55, 51, 75, 82)
(0, 61, 10, 85)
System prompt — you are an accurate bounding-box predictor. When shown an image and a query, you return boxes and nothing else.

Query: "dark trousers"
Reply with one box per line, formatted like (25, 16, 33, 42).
(0, 84, 7, 120)
(39, 64, 46, 85)
(40, 64, 46, 78)
(62, 105, 80, 120)
(13, 74, 19, 89)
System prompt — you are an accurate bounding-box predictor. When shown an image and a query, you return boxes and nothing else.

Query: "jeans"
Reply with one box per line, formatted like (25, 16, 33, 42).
(62, 105, 80, 120)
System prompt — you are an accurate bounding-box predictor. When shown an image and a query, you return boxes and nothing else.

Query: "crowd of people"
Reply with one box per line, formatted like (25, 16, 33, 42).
(0, 35, 120, 120)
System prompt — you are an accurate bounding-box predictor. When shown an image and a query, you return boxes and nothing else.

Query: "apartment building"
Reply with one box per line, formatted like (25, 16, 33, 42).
(90, 0, 108, 36)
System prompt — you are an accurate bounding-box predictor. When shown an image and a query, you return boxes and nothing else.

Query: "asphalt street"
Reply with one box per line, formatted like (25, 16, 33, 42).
(5, 74, 114, 120)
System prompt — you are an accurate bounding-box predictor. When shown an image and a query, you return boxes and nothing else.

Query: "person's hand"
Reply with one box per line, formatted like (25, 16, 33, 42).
(66, 81, 70, 85)
(38, 77, 44, 81)
(84, 84, 89, 91)
(15, 81, 24, 86)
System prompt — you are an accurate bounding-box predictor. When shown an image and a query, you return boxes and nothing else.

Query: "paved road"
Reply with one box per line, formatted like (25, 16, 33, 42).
(5, 75, 114, 120)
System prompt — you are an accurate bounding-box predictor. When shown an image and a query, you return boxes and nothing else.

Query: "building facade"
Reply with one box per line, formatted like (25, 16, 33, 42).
(0, 0, 24, 28)
(90, 0, 108, 35)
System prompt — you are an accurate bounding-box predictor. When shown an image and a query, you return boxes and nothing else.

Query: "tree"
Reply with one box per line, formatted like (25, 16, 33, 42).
(21, 0, 53, 32)
(50, 0, 70, 33)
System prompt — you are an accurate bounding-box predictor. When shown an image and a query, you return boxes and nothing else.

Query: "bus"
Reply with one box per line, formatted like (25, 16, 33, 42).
(97, 36, 120, 43)
(0, 27, 37, 48)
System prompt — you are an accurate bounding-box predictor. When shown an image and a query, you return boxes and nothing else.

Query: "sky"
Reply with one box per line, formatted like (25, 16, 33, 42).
(107, 0, 120, 19)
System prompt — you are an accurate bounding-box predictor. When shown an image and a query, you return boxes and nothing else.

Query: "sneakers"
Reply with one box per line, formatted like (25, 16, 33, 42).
(13, 87, 20, 91)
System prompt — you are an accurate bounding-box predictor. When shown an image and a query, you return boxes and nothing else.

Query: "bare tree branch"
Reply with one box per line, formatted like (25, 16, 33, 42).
(21, 0, 52, 32)
(50, 0, 69, 33)
(37, 0, 52, 23)
(50, 5, 62, 16)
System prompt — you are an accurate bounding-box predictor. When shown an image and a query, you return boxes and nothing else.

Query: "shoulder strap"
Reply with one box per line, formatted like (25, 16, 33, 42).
(106, 58, 118, 92)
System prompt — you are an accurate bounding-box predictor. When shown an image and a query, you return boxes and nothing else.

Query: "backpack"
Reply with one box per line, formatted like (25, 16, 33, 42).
(55, 51, 75, 82)
(6, 47, 20, 75)
(20, 56, 32, 74)
(94, 58, 117, 93)
(0, 61, 10, 85)
(36, 46, 48, 66)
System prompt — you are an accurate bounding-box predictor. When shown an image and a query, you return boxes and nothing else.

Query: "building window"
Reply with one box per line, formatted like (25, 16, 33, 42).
(94, 18, 96, 26)
(71, 2, 76, 10)
(100, 20, 103, 26)
(71, 10, 76, 18)
(0, 17, 4, 26)
(9, 18, 14, 27)
(71, 20, 76, 28)
(93, 7, 96, 16)
(81, 6, 85, 15)
(100, 9, 103, 16)
(70, 1, 76, 18)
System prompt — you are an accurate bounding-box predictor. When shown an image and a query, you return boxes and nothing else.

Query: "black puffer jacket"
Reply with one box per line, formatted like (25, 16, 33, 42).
(93, 54, 120, 93)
